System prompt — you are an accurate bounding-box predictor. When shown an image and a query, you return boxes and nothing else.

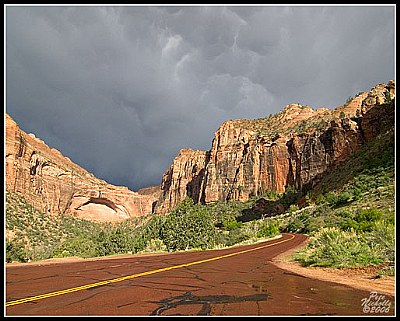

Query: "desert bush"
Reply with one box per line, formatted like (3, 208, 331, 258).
(223, 218, 243, 231)
(336, 191, 352, 205)
(257, 222, 279, 238)
(285, 216, 305, 233)
(340, 208, 383, 232)
(143, 238, 167, 253)
(53, 236, 98, 258)
(365, 220, 395, 262)
(222, 228, 251, 247)
(294, 227, 383, 268)
(324, 191, 338, 206)
(6, 240, 28, 263)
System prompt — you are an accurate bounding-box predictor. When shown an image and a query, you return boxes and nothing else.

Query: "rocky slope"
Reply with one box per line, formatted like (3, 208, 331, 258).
(5, 114, 159, 222)
(155, 81, 395, 214)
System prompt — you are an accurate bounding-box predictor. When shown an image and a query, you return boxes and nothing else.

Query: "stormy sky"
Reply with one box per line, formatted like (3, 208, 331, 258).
(5, 5, 395, 191)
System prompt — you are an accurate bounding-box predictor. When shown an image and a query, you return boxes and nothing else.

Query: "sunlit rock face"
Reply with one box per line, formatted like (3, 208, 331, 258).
(155, 148, 209, 215)
(155, 81, 395, 214)
(5, 114, 159, 222)
(6, 81, 393, 219)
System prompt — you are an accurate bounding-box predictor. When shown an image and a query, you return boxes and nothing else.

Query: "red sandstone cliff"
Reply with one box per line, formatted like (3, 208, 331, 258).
(5, 114, 159, 222)
(6, 81, 394, 220)
(155, 81, 395, 214)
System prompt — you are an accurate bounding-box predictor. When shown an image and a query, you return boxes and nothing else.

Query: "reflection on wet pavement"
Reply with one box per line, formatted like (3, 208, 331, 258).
(150, 291, 268, 316)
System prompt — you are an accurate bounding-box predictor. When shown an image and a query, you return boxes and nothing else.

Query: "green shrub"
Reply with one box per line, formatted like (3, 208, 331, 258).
(160, 198, 216, 251)
(284, 210, 319, 234)
(223, 229, 251, 247)
(143, 238, 167, 253)
(324, 191, 338, 206)
(365, 220, 395, 262)
(341, 208, 383, 232)
(6, 240, 28, 263)
(208, 200, 247, 226)
(356, 208, 383, 223)
(285, 216, 304, 233)
(265, 190, 280, 200)
(257, 222, 279, 238)
(294, 227, 383, 268)
(223, 218, 243, 231)
(351, 187, 363, 201)
(336, 191, 352, 205)
(53, 236, 98, 258)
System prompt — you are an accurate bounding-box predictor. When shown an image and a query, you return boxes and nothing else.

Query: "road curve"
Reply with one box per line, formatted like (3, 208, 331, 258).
(5, 233, 394, 316)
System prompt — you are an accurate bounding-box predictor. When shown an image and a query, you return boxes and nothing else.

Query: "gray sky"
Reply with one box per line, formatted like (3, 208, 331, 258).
(5, 5, 395, 191)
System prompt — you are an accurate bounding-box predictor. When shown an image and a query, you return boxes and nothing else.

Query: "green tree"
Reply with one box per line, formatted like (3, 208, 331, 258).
(53, 236, 98, 258)
(160, 198, 216, 251)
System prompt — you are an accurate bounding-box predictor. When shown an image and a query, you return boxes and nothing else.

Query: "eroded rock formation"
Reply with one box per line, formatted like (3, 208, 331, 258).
(5, 114, 159, 222)
(155, 149, 209, 215)
(156, 81, 395, 214)
(6, 81, 394, 220)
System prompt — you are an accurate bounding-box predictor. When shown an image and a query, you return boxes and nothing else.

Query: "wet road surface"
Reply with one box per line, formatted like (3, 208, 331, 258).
(5, 233, 395, 316)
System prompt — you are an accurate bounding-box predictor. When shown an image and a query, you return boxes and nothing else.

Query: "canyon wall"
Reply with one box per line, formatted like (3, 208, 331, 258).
(6, 81, 394, 220)
(5, 114, 159, 222)
(156, 81, 395, 214)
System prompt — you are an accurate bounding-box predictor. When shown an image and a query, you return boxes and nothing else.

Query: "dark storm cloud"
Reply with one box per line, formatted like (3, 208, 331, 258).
(5, 5, 395, 190)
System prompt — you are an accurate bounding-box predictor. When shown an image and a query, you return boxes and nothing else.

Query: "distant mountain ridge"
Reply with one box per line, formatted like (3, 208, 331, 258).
(154, 81, 395, 215)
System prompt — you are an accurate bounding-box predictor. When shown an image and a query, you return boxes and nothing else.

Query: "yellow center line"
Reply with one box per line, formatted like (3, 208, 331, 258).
(6, 233, 295, 307)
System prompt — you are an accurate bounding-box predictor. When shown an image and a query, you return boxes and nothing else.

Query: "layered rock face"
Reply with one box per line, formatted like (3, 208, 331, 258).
(156, 81, 395, 214)
(5, 114, 159, 222)
(156, 149, 209, 215)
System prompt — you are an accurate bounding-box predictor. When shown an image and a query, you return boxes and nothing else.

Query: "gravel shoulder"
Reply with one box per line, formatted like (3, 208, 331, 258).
(271, 236, 395, 297)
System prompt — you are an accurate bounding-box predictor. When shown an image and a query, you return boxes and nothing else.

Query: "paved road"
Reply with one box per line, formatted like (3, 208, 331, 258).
(5, 233, 395, 316)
